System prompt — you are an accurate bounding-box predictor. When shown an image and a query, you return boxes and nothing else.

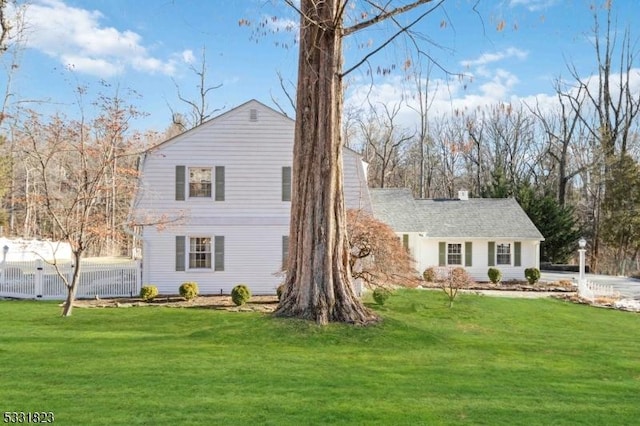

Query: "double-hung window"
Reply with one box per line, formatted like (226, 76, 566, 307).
(496, 243, 511, 265)
(447, 243, 463, 265)
(189, 168, 212, 198)
(189, 237, 211, 269)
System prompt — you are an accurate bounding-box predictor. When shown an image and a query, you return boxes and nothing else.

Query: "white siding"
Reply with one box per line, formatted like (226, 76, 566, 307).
(411, 237, 541, 282)
(142, 225, 287, 295)
(343, 149, 372, 212)
(135, 101, 295, 220)
(136, 100, 371, 295)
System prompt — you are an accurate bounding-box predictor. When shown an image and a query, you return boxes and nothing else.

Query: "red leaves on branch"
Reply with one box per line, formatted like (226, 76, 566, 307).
(347, 209, 420, 290)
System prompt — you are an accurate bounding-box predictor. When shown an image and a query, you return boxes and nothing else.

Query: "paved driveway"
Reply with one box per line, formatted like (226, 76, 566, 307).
(541, 271, 640, 300)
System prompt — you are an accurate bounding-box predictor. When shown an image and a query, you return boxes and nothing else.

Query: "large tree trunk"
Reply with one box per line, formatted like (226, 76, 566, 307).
(274, 0, 378, 325)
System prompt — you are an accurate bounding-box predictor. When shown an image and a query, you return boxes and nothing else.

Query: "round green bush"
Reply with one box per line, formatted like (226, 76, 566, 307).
(372, 288, 392, 305)
(140, 285, 158, 301)
(488, 267, 502, 284)
(179, 282, 199, 300)
(231, 284, 251, 306)
(524, 267, 541, 285)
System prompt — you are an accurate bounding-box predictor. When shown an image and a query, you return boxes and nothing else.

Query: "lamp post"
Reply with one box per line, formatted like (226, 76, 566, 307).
(578, 237, 586, 286)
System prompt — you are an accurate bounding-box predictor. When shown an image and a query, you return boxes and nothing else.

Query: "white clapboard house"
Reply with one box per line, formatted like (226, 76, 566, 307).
(369, 188, 545, 282)
(132, 100, 371, 295)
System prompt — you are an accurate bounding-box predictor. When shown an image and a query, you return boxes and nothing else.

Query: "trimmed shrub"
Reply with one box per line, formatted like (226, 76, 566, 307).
(372, 288, 392, 306)
(524, 267, 541, 285)
(422, 267, 438, 283)
(488, 267, 502, 284)
(140, 285, 159, 301)
(276, 283, 285, 301)
(231, 284, 251, 306)
(179, 282, 199, 301)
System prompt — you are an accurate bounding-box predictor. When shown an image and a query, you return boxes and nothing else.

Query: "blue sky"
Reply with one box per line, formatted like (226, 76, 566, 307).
(2, 0, 639, 134)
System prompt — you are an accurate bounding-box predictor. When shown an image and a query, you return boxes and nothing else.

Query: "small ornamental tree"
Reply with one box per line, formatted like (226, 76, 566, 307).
(17, 90, 143, 317)
(441, 267, 474, 308)
(346, 209, 420, 290)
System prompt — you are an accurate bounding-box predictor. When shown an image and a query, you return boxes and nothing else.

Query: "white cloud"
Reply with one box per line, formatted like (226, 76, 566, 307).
(182, 50, 196, 64)
(346, 66, 532, 132)
(460, 47, 528, 68)
(345, 62, 640, 139)
(509, 0, 560, 12)
(21, 0, 178, 78)
(61, 55, 123, 78)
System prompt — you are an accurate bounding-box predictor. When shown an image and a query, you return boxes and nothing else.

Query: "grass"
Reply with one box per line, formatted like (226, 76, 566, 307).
(1, 290, 639, 425)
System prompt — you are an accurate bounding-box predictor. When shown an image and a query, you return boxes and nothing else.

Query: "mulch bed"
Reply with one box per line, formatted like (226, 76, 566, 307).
(73, 294, 279, 312)
(74, 281, 575, 311)
(420, 280, 576, 292)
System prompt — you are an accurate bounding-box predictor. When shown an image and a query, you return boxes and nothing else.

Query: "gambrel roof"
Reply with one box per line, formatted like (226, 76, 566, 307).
(369, 188, 544, 240)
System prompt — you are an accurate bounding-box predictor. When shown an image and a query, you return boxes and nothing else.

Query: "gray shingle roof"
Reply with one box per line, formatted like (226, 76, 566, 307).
(368, 188, 424, 232)
(369, 188, 544, 240)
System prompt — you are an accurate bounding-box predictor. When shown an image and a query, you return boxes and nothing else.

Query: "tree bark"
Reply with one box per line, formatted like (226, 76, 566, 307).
(274, 0, 378, 325)
(61, 252, 83, 317)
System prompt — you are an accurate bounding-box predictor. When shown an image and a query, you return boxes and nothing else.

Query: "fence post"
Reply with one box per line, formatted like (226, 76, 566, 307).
(35, 259, 44, 298)
(135, 260, 142, 297)
(1, 245, 7, 290)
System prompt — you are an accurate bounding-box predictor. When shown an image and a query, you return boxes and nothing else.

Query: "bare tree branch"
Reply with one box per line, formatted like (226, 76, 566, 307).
(341, 0, 446, 77)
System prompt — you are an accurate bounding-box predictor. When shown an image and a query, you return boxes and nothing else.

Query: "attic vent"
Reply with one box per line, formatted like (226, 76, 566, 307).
(249, 108, 258, 122)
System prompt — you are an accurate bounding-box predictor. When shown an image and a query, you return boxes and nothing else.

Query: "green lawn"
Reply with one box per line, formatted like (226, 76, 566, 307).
(1, 290, 639, 425)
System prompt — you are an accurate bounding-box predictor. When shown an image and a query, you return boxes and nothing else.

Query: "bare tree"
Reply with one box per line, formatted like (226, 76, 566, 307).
(528, 83, 590, 206)
(169, 46, 223, 132)
(407, 61, 438, 198)
(276, 0, 444, 325)
(561, 3, 640, 271)
(358, 101, 414, 188)
(14, 90, 142, 316)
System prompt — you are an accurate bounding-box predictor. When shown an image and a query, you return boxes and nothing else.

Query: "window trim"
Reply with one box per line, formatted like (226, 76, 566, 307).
(447, 243, 463, 266)
(188, 167, 213, 199)
(495, 242, 512, 266)
(188, 236, 212, 270)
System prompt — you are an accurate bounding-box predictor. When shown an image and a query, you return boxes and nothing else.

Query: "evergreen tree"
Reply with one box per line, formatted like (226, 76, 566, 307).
(519, 188, 582, 263)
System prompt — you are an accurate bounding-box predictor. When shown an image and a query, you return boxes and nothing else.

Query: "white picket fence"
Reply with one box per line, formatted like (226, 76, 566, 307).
(0, 259, 141, 300)
(577, 280, 618, 303)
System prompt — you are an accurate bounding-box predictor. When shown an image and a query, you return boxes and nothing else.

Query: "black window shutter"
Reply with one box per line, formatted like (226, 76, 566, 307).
(514, 242, 522, 267)
(215, 166, 225, 201)
(175, 166, 185, 201)
(438, 242, 446, 266)
(488, 242, 495, 267)
(175, 236, 185, 271)
(282, 166, 292, 201)
(465, 242, 473, 267)
(214, 236, 225, 271)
